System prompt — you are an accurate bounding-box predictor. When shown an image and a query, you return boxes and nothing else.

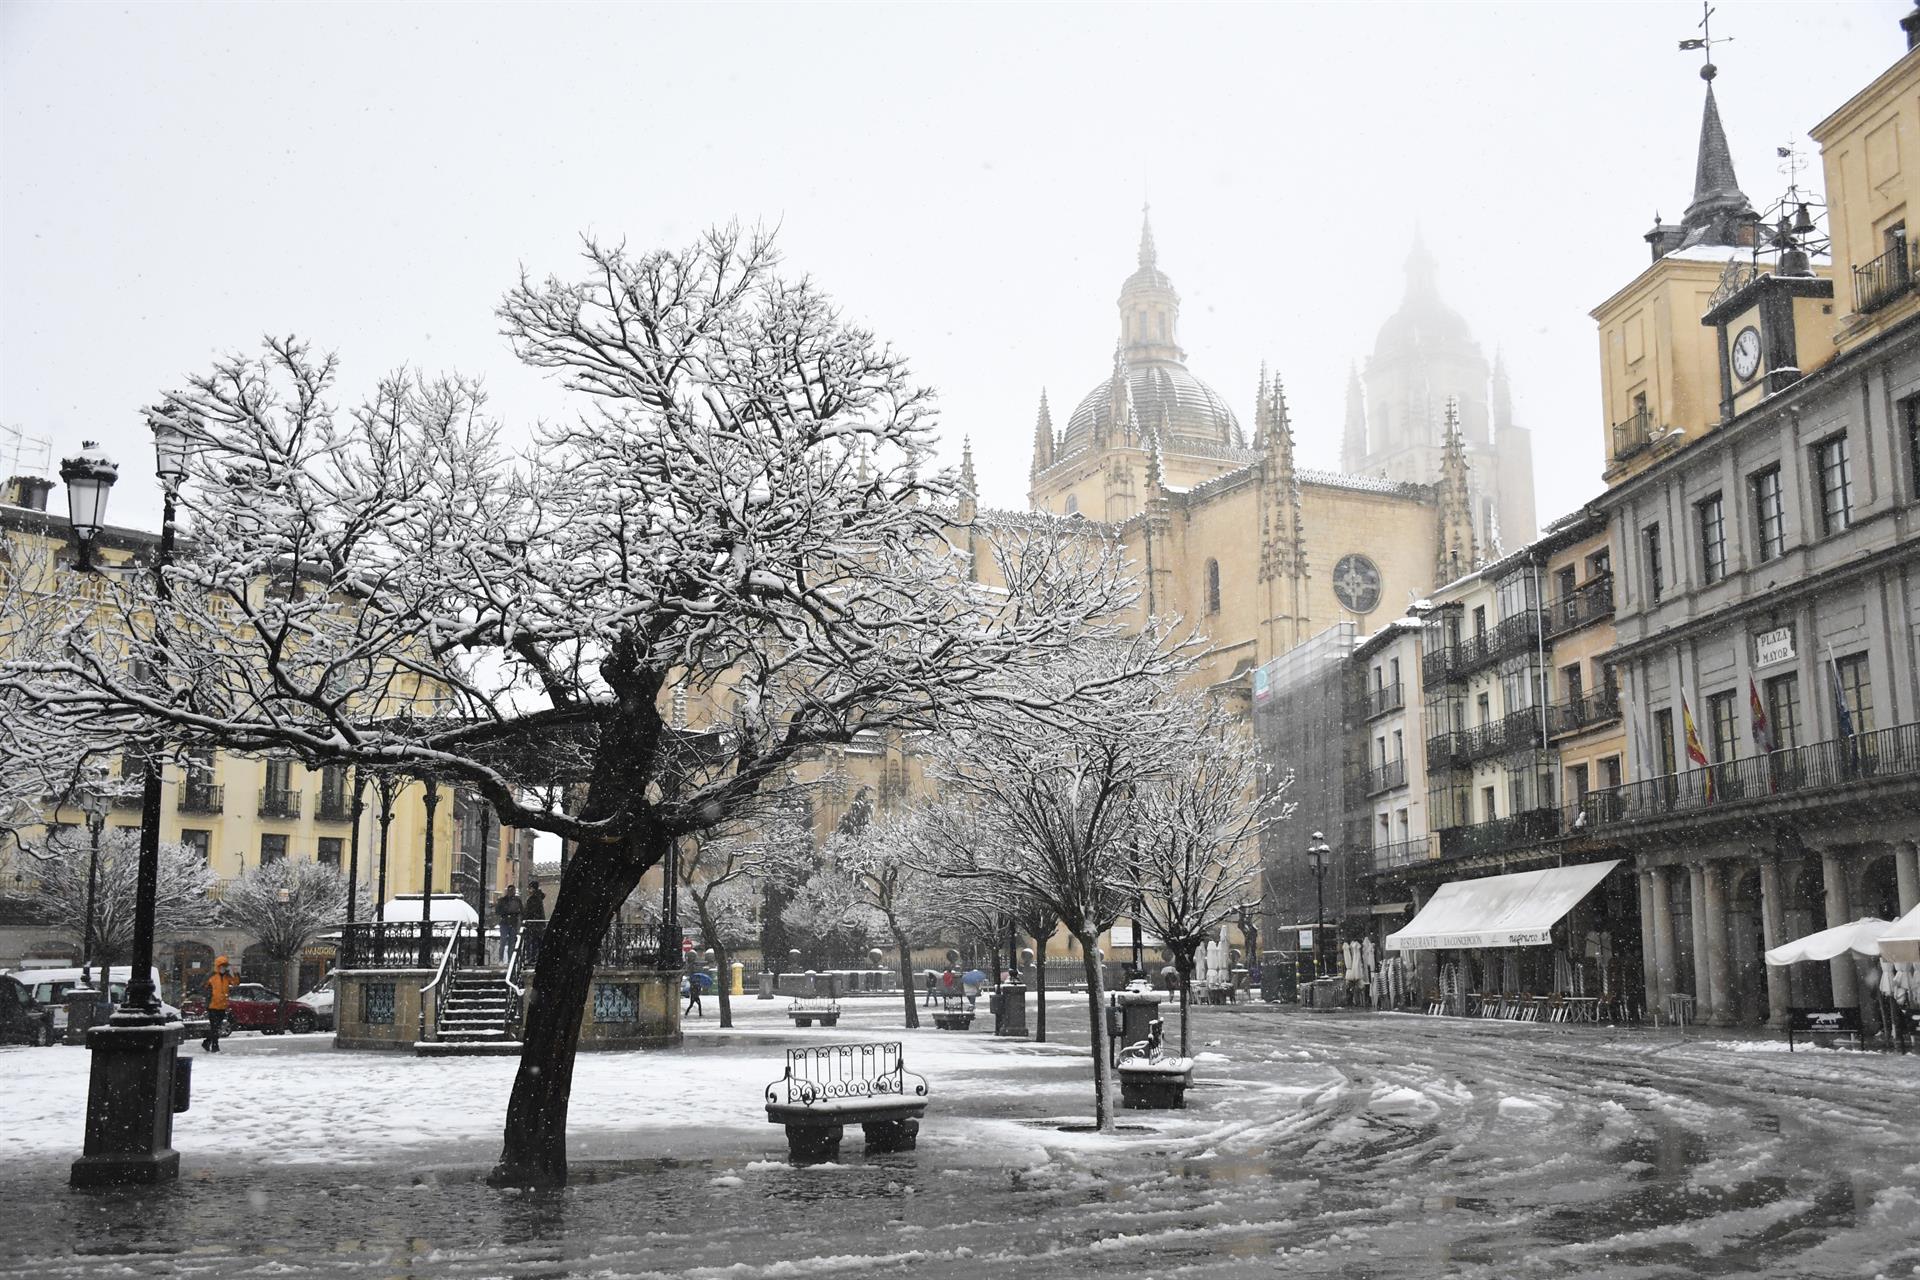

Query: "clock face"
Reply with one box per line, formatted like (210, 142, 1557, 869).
(1732, 325, 1763, 382)
(1332, 553, 1382, 614)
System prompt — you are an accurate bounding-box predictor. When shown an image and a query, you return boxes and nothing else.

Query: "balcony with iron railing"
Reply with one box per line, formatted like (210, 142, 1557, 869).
(1426, 729, 1467, 771)
(1437, 806, 1562, 862)
(1612, 406, 1654, 461)
(1364, 758, 1408, 796)
(1569, 720, 1920, 834)
(259, 787, 302, 820)
(1544, 574, 1615, 638)
(1457, 708, 1548, 764)
(1548, 690, 1621, 739)
(1370, 834, 1437, 873)
(1422, 645, 1462, 687)
(178, 781, 223, 814)
(316, 789, 353, 822)
(1852, 238, 1911, 314)
(1366, 681, 1406, 720)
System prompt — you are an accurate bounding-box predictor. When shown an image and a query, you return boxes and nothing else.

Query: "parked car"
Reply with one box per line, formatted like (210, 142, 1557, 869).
(6, 966, 182, 1034)
(295, 975, 335, 1031)
(0, 975, 57, 1046)
(182, 982, 322, 1034)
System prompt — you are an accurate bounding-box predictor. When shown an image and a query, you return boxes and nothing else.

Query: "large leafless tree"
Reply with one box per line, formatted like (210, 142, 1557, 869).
(0, 225, 1159, 1186)
(31, 828, 217, 967)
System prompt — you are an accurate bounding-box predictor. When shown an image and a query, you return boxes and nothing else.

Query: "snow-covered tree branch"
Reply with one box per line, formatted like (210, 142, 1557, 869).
(29, 828, 217, 965)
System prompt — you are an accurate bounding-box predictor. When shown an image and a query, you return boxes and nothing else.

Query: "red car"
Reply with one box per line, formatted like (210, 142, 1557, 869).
(181, 982, 321, 1034)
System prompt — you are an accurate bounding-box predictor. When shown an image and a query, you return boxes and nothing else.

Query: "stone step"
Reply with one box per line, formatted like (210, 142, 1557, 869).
(439, 1026, 512, 1039)
(415, 1039, 523, 1057)
(444, 997, 509, 1011)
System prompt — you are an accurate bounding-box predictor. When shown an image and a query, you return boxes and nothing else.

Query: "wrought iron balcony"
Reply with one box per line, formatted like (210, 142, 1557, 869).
(1437, 806, 1562, 861)
(1852, 239, 1911, 314)
(1366, 681, 1406, 720)
(1370, 835, 1436, 873)
(1457, 708, 1547, 764)
(316, 790, 353, 822)
(1571, 720, 1920, 833)
(1612, 407, 1654, 460)
(1544, 574, 1614, 638)
(259, 787, 302, 820)
(177, 781, 223, 814)
(1426, 730, 1467, 771)
(1421, 646, 1462, 686)
(1548, 691, 1621, 739)
(1364, 758, 1408, 796)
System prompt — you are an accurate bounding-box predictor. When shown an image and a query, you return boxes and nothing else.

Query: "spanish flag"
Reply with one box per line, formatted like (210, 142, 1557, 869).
(1682, 693, 1714, 800)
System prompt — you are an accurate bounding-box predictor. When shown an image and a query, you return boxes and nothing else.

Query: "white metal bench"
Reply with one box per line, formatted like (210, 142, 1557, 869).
(763, 1041, 929, 1162)
(787, 998, 841, 1027)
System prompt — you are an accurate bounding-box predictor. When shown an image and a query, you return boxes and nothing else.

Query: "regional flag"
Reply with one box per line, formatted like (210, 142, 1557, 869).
(1748, 677, 1774, 754)
(1682, 693, 1715, 800)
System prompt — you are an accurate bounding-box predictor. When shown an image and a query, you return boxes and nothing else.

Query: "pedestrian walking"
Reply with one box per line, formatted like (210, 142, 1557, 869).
(683, 971, 704, 1018)
(923, 970, 937, 1007)
(495, 885, 523, 968)
(203, 956, 236, 1052)
(524, 882, 547, 965)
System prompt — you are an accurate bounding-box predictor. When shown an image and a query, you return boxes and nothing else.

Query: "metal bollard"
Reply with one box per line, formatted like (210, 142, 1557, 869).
(173, 1057, 192, 1113)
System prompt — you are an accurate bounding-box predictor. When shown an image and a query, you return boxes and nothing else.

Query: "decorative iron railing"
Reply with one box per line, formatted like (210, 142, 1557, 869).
(1612, 407, 1654, 460)
(1852, 239, 1911, 314)
(1437, 806, 1562, 861)
(1427, 730, 1466, 771)
(1571, 721, 1920, 832)
(1544, 574, 1615, 637)
(315, 790, 353, 822)
(1366, 681, 1406, 719)
(1422, 646, 1461, 687)
(258, 787, 301, 820)
(337, 921, 484, 971)
(1370, 835, 1436, 873)
(764, 1041, 927, 1108)
(1548, 691, 1621, 739)
(420, 919, 466, 1043)
(1457, 709, 1547, 764)
(177, 781, 223, 814)
(1364, 758, 1408, 796)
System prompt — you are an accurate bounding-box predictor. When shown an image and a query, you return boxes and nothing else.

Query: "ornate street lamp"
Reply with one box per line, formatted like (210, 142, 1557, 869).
(1307, 831, 1331, 981)
(71, 410, 191, 1187)
(59, 441, 119, 571)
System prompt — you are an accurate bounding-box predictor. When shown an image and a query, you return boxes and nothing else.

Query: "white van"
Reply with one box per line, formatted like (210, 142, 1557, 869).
(3, 966, 183, 1032)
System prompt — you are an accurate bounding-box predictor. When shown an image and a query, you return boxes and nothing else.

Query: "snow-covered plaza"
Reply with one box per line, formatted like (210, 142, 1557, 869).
(2, 997, 1916, 1279)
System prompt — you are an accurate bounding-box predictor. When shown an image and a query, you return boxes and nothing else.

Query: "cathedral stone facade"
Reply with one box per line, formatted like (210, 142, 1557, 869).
(1009, 214, 1503, 691)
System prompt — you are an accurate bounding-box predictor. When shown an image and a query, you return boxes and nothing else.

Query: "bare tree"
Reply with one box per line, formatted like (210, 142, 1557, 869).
(1126, 707, 1295, 1057)
(677, 799, 814, 1028)
(31, 828, 217, 967)
(921, 635, 1195, 1131)
(0, 226, 1157, 1186)
(219, 860, 349, 1028)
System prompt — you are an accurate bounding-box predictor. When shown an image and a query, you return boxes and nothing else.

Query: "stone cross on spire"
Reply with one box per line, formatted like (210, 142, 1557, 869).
(1435, 397, 1480, 583)
(1029, 389, 1055, 476)
(1138, 203, 1157, 268)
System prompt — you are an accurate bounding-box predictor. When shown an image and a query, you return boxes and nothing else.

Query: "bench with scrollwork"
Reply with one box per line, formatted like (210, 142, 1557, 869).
(787, 997, 841, 1027)
(931, 995, 974, 1030)
(764, 1041, 929, 1162)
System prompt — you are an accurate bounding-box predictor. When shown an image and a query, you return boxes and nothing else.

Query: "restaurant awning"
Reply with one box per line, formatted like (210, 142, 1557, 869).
(1384, 860, 1621, 952)
(1765, 916, 1892, 966)
(376, 895, 479, 925)
(1880, 903, 1920, 965)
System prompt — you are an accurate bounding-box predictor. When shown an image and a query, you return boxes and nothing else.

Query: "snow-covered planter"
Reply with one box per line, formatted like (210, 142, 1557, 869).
(1118, 1055, 1194, 1109)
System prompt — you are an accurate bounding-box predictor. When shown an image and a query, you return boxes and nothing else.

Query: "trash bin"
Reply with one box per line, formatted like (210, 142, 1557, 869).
(994, 983, 1028, 1038)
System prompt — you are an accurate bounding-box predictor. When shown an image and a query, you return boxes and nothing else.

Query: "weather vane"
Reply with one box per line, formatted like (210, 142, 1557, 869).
(1678, 1, 1732, 82)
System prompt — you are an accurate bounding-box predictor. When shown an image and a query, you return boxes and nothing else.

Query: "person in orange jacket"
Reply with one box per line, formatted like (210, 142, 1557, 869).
(203, 956, 237, 1052)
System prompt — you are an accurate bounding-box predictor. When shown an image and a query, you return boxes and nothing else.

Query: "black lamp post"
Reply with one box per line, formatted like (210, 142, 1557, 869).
(79, 776, 109, 988)
(1307, 831, 1331, 981)
(418, 777, 440, 970)
(71, 410, 190, 1187)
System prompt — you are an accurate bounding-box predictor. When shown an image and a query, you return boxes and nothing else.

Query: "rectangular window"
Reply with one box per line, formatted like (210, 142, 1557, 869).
(1562, 663, 1584, 705)
(260, 833, 288, 865)
(180, 829, 211, 863)
(1397, 809, 1410, 841)
(1389, 656, 1401, 686)
(363, 982, 395, 1026)
(1392, 729, 1404, 761)
(1815, 434, 1853, 535)
(265, 758, 292, 792)
(1907, 396, 1920, 500)
(317, 836, 343, 870)
(1569, 763, 1590, 802)
(1378, 813, 1391, 844)
(1751, 466, 1785, 562)
(1835, 652, 1874, 733)
(1708, 691, 1738, 763)
(1697, 493, 1726, 584)
(1555, 566, 1577, 600)
(1654, 708, 1677, 776)
(1644, 524, 1665, 602)
(1600, 756, 1622, 789)
(1588, 548, 1611, 579)
(1766, 674, 1802, 750)
(1472, 605, 1487, 638)
(1481, 785, 1497, 822)
(1376, 735, 1388, 767)
(1476, 692, 1491, 725)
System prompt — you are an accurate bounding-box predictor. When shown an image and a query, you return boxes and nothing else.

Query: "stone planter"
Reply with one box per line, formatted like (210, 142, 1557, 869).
(1119, 1057, 1194, 1109)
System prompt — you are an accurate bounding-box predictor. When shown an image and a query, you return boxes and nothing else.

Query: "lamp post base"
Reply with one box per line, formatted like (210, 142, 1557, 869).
(70, 1019, 184, 1189)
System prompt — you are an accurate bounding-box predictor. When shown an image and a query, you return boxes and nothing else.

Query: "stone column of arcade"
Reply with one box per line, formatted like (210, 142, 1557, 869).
(1636, 869, 1660, 1011)
(1702, 861, 1734, 1027)
(1819, 848, 1859, 1008)
(1688, 864, 1713, 1023)
(1648, 866, 1678, 1015)
(1758, 858, 1791, 1029)
(1895, 839, 1920, 917)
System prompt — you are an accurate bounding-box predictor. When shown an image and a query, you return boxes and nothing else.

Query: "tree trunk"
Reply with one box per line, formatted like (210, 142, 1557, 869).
(890, 923, 919, 1029)
(1033, 934, 1048, 1043)
(1174, 947, 1196, 1059)
(1078, 934, 1113, 1131)
(699, 896, 731, 1030)
(490, 838, 650, 1188)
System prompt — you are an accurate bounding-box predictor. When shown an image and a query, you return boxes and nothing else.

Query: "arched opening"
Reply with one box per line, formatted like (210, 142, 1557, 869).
(1787, 860, 1827, 1007)
(1727, 867, 1768, 1025)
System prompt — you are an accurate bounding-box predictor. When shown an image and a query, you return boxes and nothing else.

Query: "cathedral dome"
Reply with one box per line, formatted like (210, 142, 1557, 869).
(1371, 238, 1479, 362)
(1061, 361, 1242, 456)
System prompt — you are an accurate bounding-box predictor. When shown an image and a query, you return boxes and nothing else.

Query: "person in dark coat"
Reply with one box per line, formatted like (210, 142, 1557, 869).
(495, 886, 523, 968)
(523, 883, 548, 964)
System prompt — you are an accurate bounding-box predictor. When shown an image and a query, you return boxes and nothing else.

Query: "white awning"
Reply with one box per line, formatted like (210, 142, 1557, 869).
(1384, 861, 1621, 952)
(1880, 903, 1920, 965)
(376, 895, 479, 925)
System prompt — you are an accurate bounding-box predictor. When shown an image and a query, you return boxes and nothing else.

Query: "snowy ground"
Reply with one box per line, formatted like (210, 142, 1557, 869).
(1, 995, 1916, 1278)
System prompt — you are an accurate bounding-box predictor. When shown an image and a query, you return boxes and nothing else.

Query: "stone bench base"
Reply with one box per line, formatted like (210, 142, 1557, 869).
(931, 1013, 974, 1031)
(1119, 1063, 1193, 1110)
(789, 1015, 840, 1028)
(767, 1102, 926, 1163)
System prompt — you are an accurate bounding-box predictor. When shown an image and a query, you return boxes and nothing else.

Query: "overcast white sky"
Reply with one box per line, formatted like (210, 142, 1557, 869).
(0, 1, 1900, 531)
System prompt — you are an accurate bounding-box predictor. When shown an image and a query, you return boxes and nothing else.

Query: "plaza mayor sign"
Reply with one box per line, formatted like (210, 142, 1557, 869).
(1754, 625, 1796, 669)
